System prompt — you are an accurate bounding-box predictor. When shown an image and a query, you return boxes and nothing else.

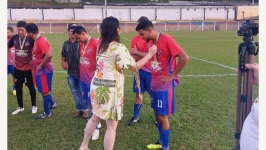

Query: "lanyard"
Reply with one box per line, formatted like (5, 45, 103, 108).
(19, 36, 27, 50)
(151, 32, 161, 69)
(153, 31, 161, 62)
(81, 36, 91, 60)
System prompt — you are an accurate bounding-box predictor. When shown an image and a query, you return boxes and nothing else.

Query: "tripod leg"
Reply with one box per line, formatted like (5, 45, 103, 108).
(246, 54, 254, 116)
(235, 55, 242, 148)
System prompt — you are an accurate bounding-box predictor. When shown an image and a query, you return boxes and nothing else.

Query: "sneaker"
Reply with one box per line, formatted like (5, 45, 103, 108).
(128, 116, 140, 125)
(91, 129, 99, 140)
(12, 90, 16, 96)
(32, 106, 38, 114)
(11, 107, 24, 115)
(35, 112, 51, 120)
(49, 103, 57, 109)
(97, 122, 101, 129)
(147, 141, 162, 149)
(83, 123, 101, 131)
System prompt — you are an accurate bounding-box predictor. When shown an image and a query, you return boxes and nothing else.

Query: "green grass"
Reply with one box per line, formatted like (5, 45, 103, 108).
(8, 31, 259, 150)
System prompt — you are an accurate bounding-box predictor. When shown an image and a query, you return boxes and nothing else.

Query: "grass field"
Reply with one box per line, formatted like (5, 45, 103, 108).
(8, 31, 259, 150)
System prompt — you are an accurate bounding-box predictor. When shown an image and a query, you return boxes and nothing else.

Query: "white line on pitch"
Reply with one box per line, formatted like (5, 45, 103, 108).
(189, 56, 237, 70)
(53, 70, 236, 78)
(119, 37, 237, 71)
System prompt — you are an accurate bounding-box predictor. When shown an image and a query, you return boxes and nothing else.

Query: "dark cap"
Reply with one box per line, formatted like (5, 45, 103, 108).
(67, 23, 77, 31)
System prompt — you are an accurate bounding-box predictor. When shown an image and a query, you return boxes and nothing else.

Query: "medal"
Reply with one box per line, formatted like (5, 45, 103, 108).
(134, 64, 143, 100)
(151, 61, 158, 69)
(80, 58, 84, 63)
(18, 50, 24, 55)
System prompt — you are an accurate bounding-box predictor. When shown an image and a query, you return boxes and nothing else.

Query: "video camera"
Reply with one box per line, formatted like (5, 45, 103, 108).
(237, 20, 259, 37)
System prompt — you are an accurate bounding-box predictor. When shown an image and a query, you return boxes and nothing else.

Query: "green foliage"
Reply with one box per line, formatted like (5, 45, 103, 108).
(96, 86, 110, 104)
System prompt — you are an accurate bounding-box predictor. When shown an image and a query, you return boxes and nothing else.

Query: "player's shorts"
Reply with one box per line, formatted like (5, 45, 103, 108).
(80, 82, 92, 105)
(133, 69, 152, 95)
(151, 87, 175, 116)
(35, 72, 53, 93)
(7, 65, 14, 75)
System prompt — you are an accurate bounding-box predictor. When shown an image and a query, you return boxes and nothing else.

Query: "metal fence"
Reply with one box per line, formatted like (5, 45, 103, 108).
(7, 21, 245, 33)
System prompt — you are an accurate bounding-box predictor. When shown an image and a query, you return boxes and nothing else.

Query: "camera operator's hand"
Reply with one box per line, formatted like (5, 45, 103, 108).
(236, 63, 259, 85)
(245, 63, 259, 86)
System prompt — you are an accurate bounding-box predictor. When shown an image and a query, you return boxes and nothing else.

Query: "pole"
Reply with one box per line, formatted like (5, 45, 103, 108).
(105, 0, 107, 18)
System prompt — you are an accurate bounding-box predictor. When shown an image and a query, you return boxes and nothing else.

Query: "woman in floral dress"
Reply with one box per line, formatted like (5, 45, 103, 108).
(79, 16, 157, 150)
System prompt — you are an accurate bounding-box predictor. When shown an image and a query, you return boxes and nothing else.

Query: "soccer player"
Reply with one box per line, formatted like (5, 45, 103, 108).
(61, 23, 90, 118)
(72, 26, 100, 140)
(8, 21, 37, 115)
(7, 26, 16, 96)
(136, 20, 189, 150)
(25, 23, 57, 120)
(128, 16, 155, 125)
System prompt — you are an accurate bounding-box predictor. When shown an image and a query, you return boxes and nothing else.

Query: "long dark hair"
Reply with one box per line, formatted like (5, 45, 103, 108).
(98, 16, 120, 54)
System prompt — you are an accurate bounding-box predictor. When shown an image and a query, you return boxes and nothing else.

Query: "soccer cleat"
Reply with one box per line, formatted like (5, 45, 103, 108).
(32, 106, 38, 114)
(128, 116, 140, 125)
(11, 107, 24, 115)
(49, 103, 57, 109)
(35, 112, 51, 120)
(97, 122, 101, 129)
(147, 141, 162, 149)
(12, 90, 16, 96)
(91, 129, 99, 140)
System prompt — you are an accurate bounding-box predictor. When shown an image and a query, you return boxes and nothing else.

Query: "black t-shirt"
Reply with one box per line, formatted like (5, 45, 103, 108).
(8, 34, 34, 70)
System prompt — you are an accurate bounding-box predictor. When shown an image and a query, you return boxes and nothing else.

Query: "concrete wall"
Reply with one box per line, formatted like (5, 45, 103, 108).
(11, 9, 43, 21)
(205, 8, 227, 20)
(74, 8, 102, 21)
(7, 6, 239, 22)
(108, 8, 130, 21)
(182, 8, 204, 20)
(43, 9, 74, 21)
(157, 8, 181, 21)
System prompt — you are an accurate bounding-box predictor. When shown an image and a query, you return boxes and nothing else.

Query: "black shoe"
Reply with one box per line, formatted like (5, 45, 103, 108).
(35, 112, 51, 120)
(128, 116, 140, 125)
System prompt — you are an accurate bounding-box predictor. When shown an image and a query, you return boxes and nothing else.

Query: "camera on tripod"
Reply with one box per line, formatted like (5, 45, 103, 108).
(237, 20, 259, 37)
(232, 19, 259, 150)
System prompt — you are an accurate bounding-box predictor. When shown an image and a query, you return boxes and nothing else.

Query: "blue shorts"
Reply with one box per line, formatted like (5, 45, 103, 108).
(133, 69, 152, 95)
(7, 65, 14, 75)
(35, 73, 53, 93)
(151, 87, 175, 116)
(80, 82, 91, 106)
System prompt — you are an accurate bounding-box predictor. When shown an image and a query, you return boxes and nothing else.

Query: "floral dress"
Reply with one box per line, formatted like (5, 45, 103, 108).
(90, 42, 137, 121)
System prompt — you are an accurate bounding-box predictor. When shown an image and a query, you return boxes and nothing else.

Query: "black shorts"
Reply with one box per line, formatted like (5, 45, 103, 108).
(14, 68, 35, 87)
